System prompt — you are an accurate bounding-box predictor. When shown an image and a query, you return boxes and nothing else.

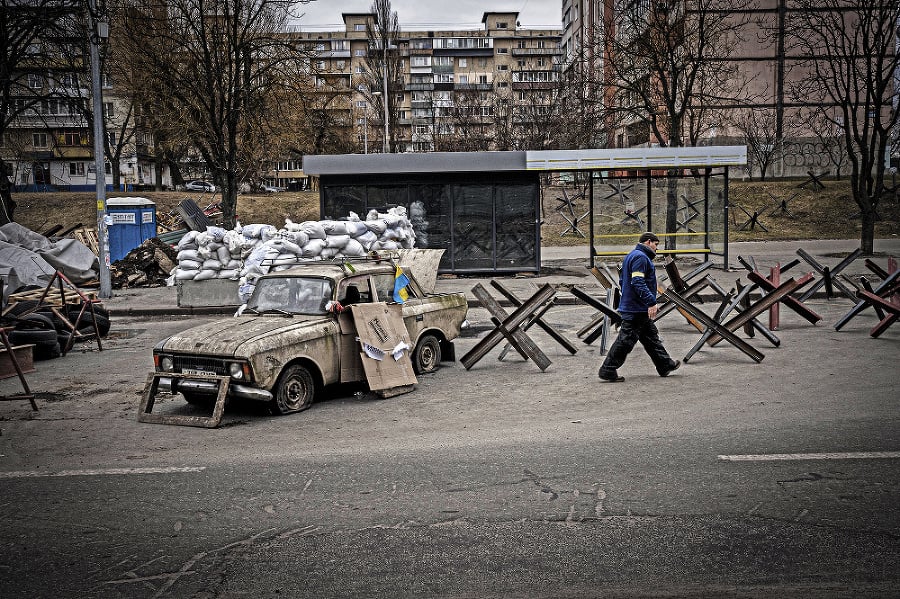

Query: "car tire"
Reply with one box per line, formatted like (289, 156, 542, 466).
(270, 364, 315, 415)
(9, 328, 61, 360)
(412, 333, 442, 375)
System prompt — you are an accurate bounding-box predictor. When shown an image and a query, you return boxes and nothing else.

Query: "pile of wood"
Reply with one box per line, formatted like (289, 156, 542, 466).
(111, 237, 179, 288)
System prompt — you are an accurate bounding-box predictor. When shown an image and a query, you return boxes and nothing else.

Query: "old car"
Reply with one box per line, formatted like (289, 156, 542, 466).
(149, 257, 468, 416)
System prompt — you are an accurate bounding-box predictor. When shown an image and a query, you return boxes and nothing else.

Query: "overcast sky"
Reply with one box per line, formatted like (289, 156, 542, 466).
(293, 0, 561, 30)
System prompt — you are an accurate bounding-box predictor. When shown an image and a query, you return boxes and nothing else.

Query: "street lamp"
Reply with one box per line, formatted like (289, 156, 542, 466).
(381, 35, 390, 153)
(363, 112, 368, 154)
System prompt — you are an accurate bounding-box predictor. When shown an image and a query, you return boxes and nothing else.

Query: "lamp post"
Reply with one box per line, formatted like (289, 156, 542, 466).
(363, 112, 368, 154)
(381, 35, 390, 153)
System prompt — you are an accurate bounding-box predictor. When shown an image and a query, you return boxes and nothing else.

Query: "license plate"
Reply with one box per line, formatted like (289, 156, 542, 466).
(182, 368, 215, 376)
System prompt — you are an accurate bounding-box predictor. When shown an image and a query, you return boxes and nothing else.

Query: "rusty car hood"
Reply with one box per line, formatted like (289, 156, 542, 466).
(161, 315, 330, 356)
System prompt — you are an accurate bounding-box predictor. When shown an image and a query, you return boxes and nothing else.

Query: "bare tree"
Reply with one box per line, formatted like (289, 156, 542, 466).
(117, 0, 305, 228)
(789, 0, 899, 254)
(362, 0, 401, 153)
(603, 0, 752, 248)
(0, 0, 81, 224)
(731, 107, 780, 181)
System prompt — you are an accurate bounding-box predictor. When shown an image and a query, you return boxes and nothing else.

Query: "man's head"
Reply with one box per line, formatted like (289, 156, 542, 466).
(639, 232, 660, 249)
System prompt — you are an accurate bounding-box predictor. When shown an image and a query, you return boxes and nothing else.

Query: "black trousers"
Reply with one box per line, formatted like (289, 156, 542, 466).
(600, 313, 676, 376)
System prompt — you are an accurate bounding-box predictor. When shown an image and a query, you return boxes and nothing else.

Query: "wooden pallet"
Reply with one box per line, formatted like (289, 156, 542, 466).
(72, 227, 99, 255)
(5, 286, 100, 309)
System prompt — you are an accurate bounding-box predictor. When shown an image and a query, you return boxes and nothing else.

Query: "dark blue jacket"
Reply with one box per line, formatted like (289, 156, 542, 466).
(618, 243, 658, 315)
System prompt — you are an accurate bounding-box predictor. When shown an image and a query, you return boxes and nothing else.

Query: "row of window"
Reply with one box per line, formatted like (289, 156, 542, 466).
(25, 72, 112, 89)
(13, 98, 117, 118)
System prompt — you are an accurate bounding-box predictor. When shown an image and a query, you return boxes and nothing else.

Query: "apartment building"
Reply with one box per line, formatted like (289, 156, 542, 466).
(290, 11, 562, 159)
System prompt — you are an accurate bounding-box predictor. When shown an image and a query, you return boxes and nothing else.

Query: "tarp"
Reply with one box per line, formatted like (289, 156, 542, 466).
(0, 223, 100, 289)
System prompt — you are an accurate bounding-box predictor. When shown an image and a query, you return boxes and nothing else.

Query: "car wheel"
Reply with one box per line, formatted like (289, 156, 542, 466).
(412, 334, 441, 375)
(271, 364, 315, 415)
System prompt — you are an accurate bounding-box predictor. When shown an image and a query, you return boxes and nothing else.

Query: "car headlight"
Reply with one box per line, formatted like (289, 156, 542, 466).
(228, 362, 245, 380)
(158, 356, 174, 372)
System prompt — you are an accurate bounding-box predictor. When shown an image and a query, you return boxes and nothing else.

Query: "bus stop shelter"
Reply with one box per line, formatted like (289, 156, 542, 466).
(303, 146, 746, 274)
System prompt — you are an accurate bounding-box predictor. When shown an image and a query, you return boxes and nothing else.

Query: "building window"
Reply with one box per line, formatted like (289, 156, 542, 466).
(61, 73, 78, 88)
(518, 60, 526, 67)
(62, 131, 82, 145)
(496, 48, 508, 54)
(355, 66, 364, 73)
(357, 101, 367, 108)
(32, 133, 48, 148)
(458, 75, 469, 84)
(28, 73, 43, 88)
(69, 162, 85, 176)
(316, 60, 326, 69)
(337, 60, 346, 70)
(107, 131, 116, 145)
(103, 102, 114, 118)
(355, 24, 366, 31)
(355, 49, 366, 56)
(101, 72, 112, 88)
(459, 58, 467, 68)
(497, 81, 508, 88)
(497, 22, 508, 29)
(497, 64, 508, 71)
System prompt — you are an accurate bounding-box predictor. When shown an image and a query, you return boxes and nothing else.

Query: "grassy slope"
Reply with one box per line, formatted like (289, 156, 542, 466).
(11, 179, 899, 245)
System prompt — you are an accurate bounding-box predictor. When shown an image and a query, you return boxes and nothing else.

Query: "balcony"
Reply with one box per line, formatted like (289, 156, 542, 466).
(512, 81, 556, 91)
(511, 47, 562, 56)
(405, 83, 434, 91)
(454, 83, 493, 91)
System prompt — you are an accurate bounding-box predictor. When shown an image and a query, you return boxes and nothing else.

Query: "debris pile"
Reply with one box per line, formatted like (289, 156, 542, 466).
(111, 238, 179, 288)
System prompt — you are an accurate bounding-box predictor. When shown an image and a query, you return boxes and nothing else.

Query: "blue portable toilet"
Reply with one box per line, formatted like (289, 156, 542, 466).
(106, 197, 157, 262)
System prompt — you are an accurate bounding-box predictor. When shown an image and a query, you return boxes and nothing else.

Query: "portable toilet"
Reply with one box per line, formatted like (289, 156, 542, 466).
(106, 197, 157, 262)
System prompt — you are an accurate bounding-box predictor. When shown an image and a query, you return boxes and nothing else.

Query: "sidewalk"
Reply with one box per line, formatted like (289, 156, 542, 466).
(102, 238, 900, 317)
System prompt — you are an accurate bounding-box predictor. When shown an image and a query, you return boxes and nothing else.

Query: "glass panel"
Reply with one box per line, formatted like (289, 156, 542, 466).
(409, 184, 450, 265)
(323, 185, 366, 220)
(367, 185, 409, 213)
(495, 183, 536, 268)
(451, 184, 493, 270)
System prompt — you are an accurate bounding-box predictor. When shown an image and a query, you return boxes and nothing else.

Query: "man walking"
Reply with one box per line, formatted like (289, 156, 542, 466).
(598, 232, 680, 382)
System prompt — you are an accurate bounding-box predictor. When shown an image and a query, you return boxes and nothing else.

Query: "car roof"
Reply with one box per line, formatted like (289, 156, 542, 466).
(259, 260, 395, 281)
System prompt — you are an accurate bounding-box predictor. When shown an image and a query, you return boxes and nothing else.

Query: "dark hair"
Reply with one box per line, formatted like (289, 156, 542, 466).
(639, 232, 660, 244)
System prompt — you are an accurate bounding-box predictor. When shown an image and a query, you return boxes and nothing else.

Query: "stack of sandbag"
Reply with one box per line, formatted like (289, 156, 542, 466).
(170, 208, 417, 303)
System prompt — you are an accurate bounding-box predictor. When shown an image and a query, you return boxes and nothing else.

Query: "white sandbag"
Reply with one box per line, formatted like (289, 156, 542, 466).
(342, 238, 365, 256)
(175, 231, 199, 250)
(193, 269, 218, 281)
(364, 220, 388, 235)
(325, 234, 350, 249)
(346, 221, 369, 237)
(175, 269, 197, 280)
(322, 221, 349, 236)
(202, 259, 222, 270)
(269, 238, 303, 256)
(301, 238, 327, 257)
(242, 223, 276, 240)
(225, 259, 242, 270)
(218, 269, 239, 279)
(216, 245, 231, 263)
(300, 221, 326, 240)
(320, 247, 339, 260)
(177, 249, 200, 262)
(356, 230, 378, 249)
(178, 259, 202, 270)
(279, 230, 309, 247)
(204, 226, 227, 242)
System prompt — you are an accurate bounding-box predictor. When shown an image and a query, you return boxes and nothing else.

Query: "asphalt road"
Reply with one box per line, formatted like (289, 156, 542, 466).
(1, 299, 898, 598)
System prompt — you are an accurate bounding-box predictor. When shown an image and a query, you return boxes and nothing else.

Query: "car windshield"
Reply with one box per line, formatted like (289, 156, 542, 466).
(246, 276, 334, 315)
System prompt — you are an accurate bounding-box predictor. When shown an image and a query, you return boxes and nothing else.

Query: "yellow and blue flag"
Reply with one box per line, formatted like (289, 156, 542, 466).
(393, 265, 410, 303)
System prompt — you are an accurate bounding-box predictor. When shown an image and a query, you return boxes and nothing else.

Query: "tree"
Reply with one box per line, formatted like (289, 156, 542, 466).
(117, 0, 305, 228)
(731, 107, 780, 181)
(0, 0, 80, 224)
(790, 0, 900, 254)
(603, 0, 752, 248)
(362, 0, 401, 153)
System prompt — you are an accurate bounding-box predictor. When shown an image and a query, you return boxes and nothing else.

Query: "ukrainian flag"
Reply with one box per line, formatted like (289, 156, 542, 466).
(393, 265, 410, 303)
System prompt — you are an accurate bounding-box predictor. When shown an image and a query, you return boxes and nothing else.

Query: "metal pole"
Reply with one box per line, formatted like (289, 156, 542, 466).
(364, 113, 368, 154)
(382, 36, 389, 153)
(88, 0, 111, 298)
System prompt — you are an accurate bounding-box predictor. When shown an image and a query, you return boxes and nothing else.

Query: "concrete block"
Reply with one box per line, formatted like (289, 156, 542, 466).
(177, 279, 241, 307)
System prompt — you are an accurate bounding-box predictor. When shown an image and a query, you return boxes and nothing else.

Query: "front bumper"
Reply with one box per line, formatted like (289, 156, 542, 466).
(157, 375, 273, 402)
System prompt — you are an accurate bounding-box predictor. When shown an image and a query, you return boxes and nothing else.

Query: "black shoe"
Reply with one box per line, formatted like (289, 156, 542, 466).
(599, 369, 625, 383)
(660, 360, 681, 377)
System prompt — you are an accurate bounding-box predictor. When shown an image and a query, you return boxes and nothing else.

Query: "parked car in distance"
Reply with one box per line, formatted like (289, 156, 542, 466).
(149, 256, 468, 415)
(184, 180, 215, 193)
(261, 185, 286, 193)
